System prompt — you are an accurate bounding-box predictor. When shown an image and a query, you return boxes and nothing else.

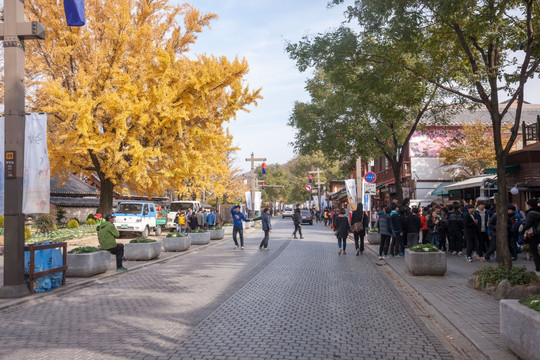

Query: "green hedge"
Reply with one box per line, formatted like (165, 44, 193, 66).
(520, 295, 540, 312)
(129, 238, 157, 243)
(69, 246, 100, 254)
(476, 265, 538, 288)
(409, 243, 439, 252)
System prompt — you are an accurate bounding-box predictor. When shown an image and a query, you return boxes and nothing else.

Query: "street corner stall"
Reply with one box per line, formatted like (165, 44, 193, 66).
(441, 175, 498, 203)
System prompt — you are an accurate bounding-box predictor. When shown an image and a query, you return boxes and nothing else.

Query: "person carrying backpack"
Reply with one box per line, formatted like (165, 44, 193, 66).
(522, 198, 540, 275)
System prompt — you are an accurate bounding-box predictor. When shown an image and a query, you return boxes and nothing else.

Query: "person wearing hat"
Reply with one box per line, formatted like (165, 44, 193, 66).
(98, 214, 127, 272)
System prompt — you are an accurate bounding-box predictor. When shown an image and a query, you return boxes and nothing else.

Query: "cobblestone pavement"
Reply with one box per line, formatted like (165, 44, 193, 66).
(365, 243, 526, 360)
(1, 219, 453, 360)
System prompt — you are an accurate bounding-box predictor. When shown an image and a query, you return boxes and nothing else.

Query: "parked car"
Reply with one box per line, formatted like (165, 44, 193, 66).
(300, 210, 313, 225)
(113, 201, 162, 238)
(282, 207, 294, 218)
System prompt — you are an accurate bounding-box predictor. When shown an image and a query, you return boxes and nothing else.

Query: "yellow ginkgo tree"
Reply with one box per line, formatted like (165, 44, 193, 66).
(24, 0, 261, 214)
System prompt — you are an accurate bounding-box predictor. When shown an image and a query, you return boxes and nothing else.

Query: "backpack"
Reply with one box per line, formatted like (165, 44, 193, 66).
(179, 216, 185, 225)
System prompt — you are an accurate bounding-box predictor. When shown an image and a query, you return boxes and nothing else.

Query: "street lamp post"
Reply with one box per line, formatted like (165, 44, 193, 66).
(0, 1, 45, 298)
(245, 153, 266, 218)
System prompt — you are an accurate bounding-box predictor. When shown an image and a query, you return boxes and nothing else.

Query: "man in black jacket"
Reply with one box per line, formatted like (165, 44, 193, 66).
(406, 207, 422, 247)
(523, 198, 540, 275)
(464, 204, 478, 262)
(447, 202, 464, 255)
(351, 204, 369, 256)
(254, 208, 272, 250)
(292, 204, 304, 239)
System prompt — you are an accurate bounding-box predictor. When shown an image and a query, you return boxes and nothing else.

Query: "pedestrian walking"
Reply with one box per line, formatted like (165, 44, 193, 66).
(351, 204, 369, 255)
(98, 214, 127, 272)
(508, 204, 521, 260)
(335, 208, 350, 255)
(292, 205, 304, 239)
(522, 198, 540, 275)
(254, 207, 272, 250)
(231, 205, 251, 249)
(378, 207, 393, 260)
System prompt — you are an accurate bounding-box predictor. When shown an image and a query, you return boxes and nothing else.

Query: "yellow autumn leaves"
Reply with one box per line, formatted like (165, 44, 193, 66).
(23, 0, 261, 210)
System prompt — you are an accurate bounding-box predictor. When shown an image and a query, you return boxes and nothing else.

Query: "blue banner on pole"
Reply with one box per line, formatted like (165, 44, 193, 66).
(64, 0, 86, 26)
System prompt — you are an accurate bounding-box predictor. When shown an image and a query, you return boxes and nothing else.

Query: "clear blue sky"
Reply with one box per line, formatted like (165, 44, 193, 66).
(187, 0, 346, 172)
(185, 1, 540, 172)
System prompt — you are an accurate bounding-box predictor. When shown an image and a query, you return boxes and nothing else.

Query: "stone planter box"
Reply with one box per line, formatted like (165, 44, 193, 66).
(124, 241, 162, 261)
(405, 248, 447, 276)
(66, 250, 111, 277)
(163, 236, 191, 252)
(210, 228, 225, 240)
(500, 299, 540, 360)
(189, 231, 211, 245)
(367, 232, 381, 245)
(223, 226, 233, 235)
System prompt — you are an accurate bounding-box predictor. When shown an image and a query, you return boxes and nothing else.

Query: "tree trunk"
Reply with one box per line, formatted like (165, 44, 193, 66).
(389, 158, 404, 203)
(495, 154, 512, 269)
(99, 177, 115, 215)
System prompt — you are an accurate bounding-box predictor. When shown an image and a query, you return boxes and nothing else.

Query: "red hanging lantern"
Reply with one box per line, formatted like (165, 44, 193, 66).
(262, 162, 267, 174)
(308, 174, 312, 183)
(262, 182, 265, 190)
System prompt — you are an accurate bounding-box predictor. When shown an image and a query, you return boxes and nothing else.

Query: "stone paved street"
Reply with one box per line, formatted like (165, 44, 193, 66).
(2, 219, 454, 359)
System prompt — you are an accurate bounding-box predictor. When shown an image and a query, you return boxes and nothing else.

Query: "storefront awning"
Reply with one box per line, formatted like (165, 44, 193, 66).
(442, 175, 496, 192)
(431, 182, 456, 196)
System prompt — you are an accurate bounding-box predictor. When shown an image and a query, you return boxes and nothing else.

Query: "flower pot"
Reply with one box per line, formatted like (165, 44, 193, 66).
(124, 241, 162, 261)
(210, 228, 225, 240)
(66, 250, 111, 277)
(500, 299, 540, 360)
(223, 226, 233, 235)
(163, 236, 191, 252)
(189, 231, 211, 245)
(405, 248, 447, 276)
(367, 232, 381, 245)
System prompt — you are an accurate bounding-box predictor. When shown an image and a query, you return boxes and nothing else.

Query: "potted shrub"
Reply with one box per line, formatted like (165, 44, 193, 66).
(163, 232, 191, 252)
(468, 265, 540, 299)
(189, 229, 211, 245)
(223, 223, 233, 235)
(367, 229, 381, 245)
(405, 243, 447, 276)
(124, 238, 161, 260)
(209, 226, 225, 240)
(67, 246, 110, 277)
(500, 295, 540, 360)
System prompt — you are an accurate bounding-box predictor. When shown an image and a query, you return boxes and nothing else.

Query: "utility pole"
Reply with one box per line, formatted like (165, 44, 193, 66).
(0, 1, 46, 298)
(245, 153, 266, 217)
(309, 168, 324, 211)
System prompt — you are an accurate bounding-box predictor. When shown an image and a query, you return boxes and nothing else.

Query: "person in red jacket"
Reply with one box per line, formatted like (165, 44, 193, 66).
(419, 206, 429, 244)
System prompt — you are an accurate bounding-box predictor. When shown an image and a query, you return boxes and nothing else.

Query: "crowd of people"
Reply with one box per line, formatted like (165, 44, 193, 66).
(318, 197, 540, 275)
(173, 207, 221, 233)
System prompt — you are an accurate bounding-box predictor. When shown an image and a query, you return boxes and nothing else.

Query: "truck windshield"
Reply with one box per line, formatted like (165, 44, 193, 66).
(116, 203, 142, 214)
(170, 202, 194, 212)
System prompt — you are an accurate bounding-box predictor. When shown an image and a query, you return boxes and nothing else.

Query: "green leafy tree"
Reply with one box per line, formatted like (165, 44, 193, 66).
(330, 0, 540, 269)
(287, 27, 448, 203)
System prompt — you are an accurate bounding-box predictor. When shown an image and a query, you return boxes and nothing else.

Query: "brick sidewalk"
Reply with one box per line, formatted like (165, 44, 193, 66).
(365, 242, 535, 360)
(0, 221, 454, 359)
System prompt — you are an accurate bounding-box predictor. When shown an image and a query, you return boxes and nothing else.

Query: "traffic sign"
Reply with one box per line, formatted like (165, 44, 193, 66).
(305, 184, 312, 191)
(364, 183, 376, 195)
(364, 172, 377, 183)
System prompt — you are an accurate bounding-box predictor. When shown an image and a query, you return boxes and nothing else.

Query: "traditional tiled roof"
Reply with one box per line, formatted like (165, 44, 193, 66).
(50, 175, 98, 197)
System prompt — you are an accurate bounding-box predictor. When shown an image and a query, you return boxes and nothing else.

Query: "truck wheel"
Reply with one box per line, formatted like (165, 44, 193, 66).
(155, 226, 162, 236)
(141, 226, 149, 238)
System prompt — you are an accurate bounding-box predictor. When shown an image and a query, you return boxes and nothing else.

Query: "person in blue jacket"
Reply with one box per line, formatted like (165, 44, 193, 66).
(231, 205, 252, 249)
